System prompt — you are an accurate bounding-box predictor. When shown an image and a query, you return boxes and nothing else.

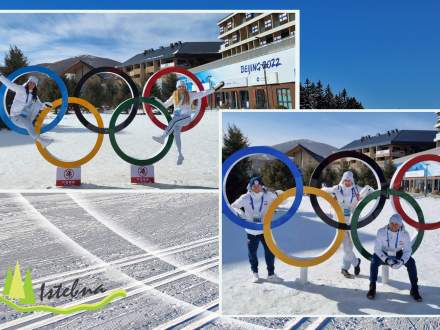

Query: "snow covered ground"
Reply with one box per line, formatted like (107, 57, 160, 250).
(0, 192, 439, 329)
(222, 195, 440, 317)
(0, 111, 218, 189)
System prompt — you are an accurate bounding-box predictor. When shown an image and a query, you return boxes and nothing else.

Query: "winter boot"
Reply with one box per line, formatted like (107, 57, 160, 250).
(267, 274, 283, 283)
(410, 286, 422, 302)
(354, 258, 361, 276)
(341, 268, 354, 279)
(152, 135, 165, 145)
(251, 272, 260, 283)
(367, 282, 376, 300)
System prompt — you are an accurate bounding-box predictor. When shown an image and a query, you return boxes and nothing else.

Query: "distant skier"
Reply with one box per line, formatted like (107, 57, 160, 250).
(366, 213, 422, 301)
(322, 171, 374, 278)
(0, 74, 53, 147)
(230, 176, 283, 283)
(152, 79, 224, 165)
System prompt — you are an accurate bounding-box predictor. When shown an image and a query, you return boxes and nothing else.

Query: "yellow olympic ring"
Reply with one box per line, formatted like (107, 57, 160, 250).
(34, 97, 104, 168)
(263, 186, 346, 267)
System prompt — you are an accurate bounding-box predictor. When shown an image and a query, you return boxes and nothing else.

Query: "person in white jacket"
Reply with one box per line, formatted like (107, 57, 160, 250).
(152, 80, 224, 165)
(230, 176, 283, 283)
(366, 213, 421, 301)
(322, 171, 374, 278)
(0, 74, 52, 147)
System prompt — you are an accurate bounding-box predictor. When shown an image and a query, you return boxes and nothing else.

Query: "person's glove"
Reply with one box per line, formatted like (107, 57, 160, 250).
(391, 259, 404, 269)
(214, 81, 225, 91)
(386, 257, 397, 266)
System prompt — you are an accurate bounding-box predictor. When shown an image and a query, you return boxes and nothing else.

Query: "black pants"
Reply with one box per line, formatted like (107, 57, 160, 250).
(247, 233, 275, 276)
(370, 252, 418, 288)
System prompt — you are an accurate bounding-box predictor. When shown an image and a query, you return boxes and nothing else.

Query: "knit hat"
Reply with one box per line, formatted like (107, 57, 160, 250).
(389, 213, 403, 226)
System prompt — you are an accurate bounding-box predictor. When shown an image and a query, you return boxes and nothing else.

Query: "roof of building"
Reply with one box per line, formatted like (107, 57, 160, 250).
(39, 55, 121, 75)
(340, 130, 437, 151)
(121, 42, 222, 67)
(190, 36, 295, 73)
(273, 139, 338, 162)
(394, 146, 440, 166)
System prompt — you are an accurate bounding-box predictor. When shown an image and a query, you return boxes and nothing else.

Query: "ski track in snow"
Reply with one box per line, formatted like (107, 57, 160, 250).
(1, 192, 440, 329)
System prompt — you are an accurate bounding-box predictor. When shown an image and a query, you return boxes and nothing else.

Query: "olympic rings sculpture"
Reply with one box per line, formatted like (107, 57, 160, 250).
(223, 146, 440, 268)
(0, 65, 208, 167)
(222, 146, 304, 230)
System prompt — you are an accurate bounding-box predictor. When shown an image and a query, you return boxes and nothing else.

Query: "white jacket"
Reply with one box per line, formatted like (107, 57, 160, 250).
(163, 89, 216, 116)
(231, 190, 277, 235)
(0, 74, 45, 118)
(374, 225, 412, 263)
(322, 172, 374, 224)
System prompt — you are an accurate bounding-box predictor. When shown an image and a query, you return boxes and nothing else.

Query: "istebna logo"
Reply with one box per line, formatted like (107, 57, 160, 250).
(0, 261, 126, 314)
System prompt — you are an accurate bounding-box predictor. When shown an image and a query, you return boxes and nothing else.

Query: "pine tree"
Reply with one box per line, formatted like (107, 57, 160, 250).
(1, 45, 29, 129)
(160, 73, 178, 102)
(3, 266, 13, 296)
(8, 261, 25, 300)
(383, 159, 396, 183)
(261, 160, 295, 191)
(3, 45, 29, 75)
(222, 125, 251, 203)
(19, 269, 35, 305)
(300, 79, 363, 109)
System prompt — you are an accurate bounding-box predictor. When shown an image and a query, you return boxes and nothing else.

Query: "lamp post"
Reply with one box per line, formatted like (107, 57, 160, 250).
(424, 163, 430, 197)
(262, 62, 270, 109)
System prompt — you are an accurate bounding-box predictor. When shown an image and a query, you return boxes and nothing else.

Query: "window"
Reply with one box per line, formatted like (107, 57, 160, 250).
(277, 88, 293, 109)
(227, 21, 232, 29)
(239, 90, 250, 109)
(245, 13, 253, 19)
(219, 26, 224, 34)
(255, 89, 267, 109)
(225, 39, 230, 46)
(251, 24, 259, 34)
(260, 39, 267, 46)
(264, 19, 272, 29)
(232, 33, 239, 42)
(279, 13, 288, 22)
(274, 35, 282, 42)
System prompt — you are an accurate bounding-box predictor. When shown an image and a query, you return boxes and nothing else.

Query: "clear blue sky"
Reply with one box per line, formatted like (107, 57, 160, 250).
(297, 0, 440, 108)
(223, 112, 437, 148)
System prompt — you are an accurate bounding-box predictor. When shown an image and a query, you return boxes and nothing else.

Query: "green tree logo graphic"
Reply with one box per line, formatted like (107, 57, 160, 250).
(2, 261, 35, 304)
(1, 261, 127, 314)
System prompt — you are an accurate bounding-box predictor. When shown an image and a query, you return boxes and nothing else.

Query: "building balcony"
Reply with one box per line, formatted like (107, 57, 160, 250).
(375, 149, 406, 158)
(435, 133, 440, 142)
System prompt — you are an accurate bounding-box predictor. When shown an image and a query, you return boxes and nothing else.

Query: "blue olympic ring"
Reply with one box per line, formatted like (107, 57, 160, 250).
(0, 66, 68, 135)
(222, 146, 304, 230)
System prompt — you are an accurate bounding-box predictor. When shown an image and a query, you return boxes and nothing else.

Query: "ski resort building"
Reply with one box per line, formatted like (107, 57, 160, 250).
(120, 42, 221, 85)
(189, 12, 297, 109)
(394, 147, 440, 194)
(339, 130, 437, 167)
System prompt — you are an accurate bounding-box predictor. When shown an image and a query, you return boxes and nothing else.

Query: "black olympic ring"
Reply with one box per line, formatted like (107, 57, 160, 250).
(309, 150, 388, 230)
(73, 66, 140, 134)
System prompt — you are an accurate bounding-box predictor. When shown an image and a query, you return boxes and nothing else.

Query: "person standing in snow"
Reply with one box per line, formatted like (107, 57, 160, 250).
(322, 171, 374, 278)
(230, 176, 283, 283)
(0, 74, 53, 147)
(366, 213, 421, 301)
(152, 80, 224, 165)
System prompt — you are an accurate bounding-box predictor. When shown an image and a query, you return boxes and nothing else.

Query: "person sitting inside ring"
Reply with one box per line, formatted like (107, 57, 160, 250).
(367, 213, 422, 301)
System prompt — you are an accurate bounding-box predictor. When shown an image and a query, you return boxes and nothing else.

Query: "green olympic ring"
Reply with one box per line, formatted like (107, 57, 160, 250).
(351, 189, 425, 261)
(109, 97, 174, 166)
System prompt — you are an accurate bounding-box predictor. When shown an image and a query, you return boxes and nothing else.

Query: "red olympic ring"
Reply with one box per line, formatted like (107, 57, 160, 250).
(142, 66, 207, 132)
(391, 154, 440, 230)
